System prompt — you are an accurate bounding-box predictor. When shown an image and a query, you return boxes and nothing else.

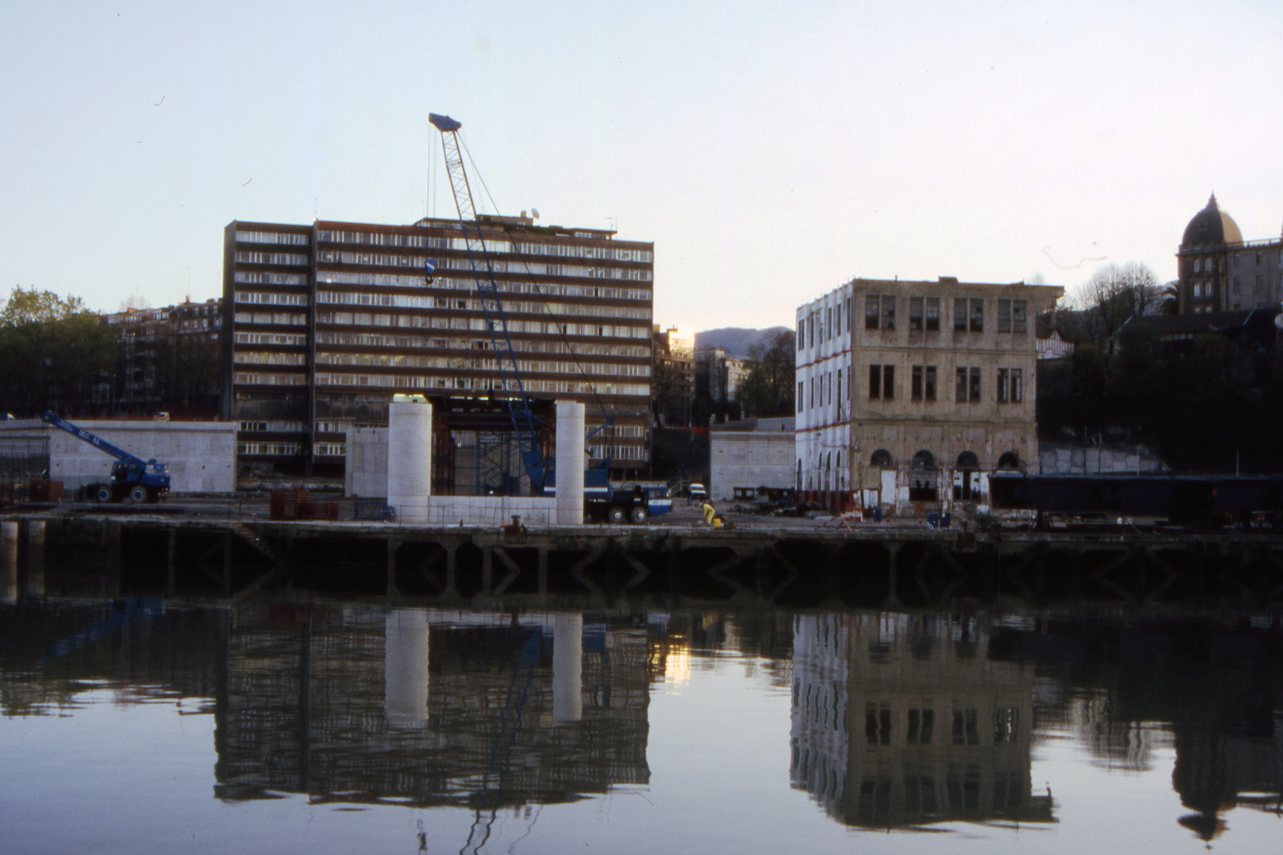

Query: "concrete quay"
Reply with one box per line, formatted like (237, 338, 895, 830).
(5, 499, 1283, 610)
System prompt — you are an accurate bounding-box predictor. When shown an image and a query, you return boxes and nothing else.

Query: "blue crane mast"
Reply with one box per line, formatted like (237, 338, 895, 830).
(41, 411, 171, 503)
(428, 113, 549, 493)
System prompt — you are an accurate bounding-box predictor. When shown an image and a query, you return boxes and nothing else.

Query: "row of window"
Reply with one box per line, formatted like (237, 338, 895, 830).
(238, 441, 303, 456)
(235, 332, 308, 347)
(238, 420, 305, 433)
(797, 364, 1024, 410)
(235, 271, 309, 286)
(312, 372, 649, 397)
(312, 351, 650, 376)
(235, 291, 309, 306)
(234, 310, 306, 327)
(588, 443, 646, 461)
(237, 352, 307, 366)
(798, 368, 847, 412)
(862, 705, 1020, 747)
(315, 330, 649, 359)
(312, 310, 649, 339)
(234, 371, 306, 386)
(315, 230, 653, 264)
(800, 294, 1031, 350)
(315, 271, 651, 302)
(867, 365, 1023, 403)
(868, 296, 1027, 334)
(315, 250, 652, 282)
(797, 295, 853, 350)
(234, 251, 309, 266)
(235, 230, 310, 246)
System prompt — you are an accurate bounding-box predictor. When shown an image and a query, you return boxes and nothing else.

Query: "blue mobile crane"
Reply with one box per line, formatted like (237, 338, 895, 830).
(41, 411, 171, 503)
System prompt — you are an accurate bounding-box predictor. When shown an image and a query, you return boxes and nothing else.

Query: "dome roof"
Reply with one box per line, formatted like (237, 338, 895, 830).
(1181, 194, 1242, 248)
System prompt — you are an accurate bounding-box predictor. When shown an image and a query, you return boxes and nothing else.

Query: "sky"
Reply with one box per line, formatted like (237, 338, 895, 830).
(2, 1, 1282, 332)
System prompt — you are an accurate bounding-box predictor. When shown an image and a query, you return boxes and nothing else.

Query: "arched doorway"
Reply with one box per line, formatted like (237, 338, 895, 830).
(909, 449, 938, 501)
(997, 451, 1020, 470)
(871, 449, 894, 468)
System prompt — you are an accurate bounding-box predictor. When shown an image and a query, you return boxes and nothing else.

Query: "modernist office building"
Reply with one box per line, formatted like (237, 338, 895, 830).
(1178, 195, 1283, 314)
(222, 214, 654, 488)
(795, 277, 1062, 511)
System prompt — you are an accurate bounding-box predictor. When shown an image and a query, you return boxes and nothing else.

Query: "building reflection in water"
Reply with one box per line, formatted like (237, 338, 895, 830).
(213, 604, 650, 809)
(3, 594, 1280, 843)
(790, 612, 1054, 829)
(993, 615, 1283, 842)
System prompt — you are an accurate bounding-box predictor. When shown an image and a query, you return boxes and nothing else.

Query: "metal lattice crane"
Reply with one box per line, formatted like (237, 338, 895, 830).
(428, 113, 547, 492)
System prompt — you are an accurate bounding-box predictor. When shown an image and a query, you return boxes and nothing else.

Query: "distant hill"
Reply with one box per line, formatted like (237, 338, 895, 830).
(695, 326, 790, 358)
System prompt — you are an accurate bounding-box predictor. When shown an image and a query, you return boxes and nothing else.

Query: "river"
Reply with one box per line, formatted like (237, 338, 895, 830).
(1, 586, 1280, 853)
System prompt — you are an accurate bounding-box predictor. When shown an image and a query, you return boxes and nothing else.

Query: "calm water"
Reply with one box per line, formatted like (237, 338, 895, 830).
(1, 592, 1281, 854)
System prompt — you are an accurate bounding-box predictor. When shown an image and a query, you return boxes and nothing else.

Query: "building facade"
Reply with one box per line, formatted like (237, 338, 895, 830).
(795, 277, 1063, 512)
(222, 216, 654, 486)
(105, 299, 223, 417)
(790, 612, 1051, 828)
(694, 347, 752, 422)
(1178, 195, 1283, 314)
(651, 326, 694, 427)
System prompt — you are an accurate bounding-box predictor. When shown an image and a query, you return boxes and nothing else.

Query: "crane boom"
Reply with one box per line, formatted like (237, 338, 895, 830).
(42, 411, 151, 467)
(41, 411, 170, 502)
(428, 113, 547, 492)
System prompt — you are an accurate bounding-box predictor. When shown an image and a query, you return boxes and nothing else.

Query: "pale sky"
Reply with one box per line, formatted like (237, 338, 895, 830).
(3, 1, 1281, 331)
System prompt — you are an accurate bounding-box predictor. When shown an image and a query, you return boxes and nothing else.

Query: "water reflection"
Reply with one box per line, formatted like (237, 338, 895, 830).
(991, 614, 1283, 841)
(1, 595, 1281, 847)
(214, 603, 650, 808)
(790, 612, 1051, 829)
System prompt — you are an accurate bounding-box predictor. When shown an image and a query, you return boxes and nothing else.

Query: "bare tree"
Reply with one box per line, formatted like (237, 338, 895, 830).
(1071, 262, 1161, 341)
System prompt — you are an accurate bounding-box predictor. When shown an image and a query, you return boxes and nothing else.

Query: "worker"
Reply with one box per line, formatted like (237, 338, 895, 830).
(702, 499, 717, 526)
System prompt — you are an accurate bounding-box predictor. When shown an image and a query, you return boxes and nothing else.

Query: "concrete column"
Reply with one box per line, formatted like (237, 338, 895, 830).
(553, 612, 583, 723)
(0, 522, 17, 604)
(554, 401, 585, 525)
(384, 608, 431, 729)
(388, 400, 433, 525)
(22, 519, 46, 598)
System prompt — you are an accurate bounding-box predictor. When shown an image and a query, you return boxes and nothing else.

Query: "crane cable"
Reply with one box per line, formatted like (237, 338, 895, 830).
(455, 133, 618, 435)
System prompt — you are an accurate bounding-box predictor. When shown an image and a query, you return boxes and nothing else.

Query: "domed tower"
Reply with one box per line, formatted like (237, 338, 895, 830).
(1177, 195, 1241, 314)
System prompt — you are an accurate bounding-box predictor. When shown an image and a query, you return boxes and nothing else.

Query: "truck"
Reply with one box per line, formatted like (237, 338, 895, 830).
(41, 412, 171, 503)
(584, 474, 673, 524)
(546, 471, 672, 524)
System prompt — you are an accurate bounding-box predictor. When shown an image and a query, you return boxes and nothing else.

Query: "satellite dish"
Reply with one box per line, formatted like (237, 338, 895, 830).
(531, 208, 540, 219)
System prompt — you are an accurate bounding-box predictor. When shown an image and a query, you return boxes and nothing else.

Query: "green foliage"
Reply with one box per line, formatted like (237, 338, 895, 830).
(1, 287, 86, 326)
(736, 329, 796, 417)
(0, 287, 117, 417)
(1038, 325, 1283, 472)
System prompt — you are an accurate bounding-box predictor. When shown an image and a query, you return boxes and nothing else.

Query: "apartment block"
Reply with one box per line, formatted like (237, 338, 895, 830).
(104, 299, 222, 417)
(795, 277, 1062, 511)
(222, 215, 654, 487)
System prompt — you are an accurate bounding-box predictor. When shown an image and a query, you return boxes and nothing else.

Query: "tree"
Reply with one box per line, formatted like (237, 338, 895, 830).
(735, 330, 796, 417)
(1070, 262, 1162, 342)
(0, 287, 117, 417)
(1, 287, 88, 326)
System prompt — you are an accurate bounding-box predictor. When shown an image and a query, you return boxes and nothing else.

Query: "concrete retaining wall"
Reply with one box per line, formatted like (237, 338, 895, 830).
(1039, 442, 1169, 475)
(423, 496, 556, 527)
(346, 426, 389, 498)
(0, 418, 236, 494)
(710, 426, 795, 501)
